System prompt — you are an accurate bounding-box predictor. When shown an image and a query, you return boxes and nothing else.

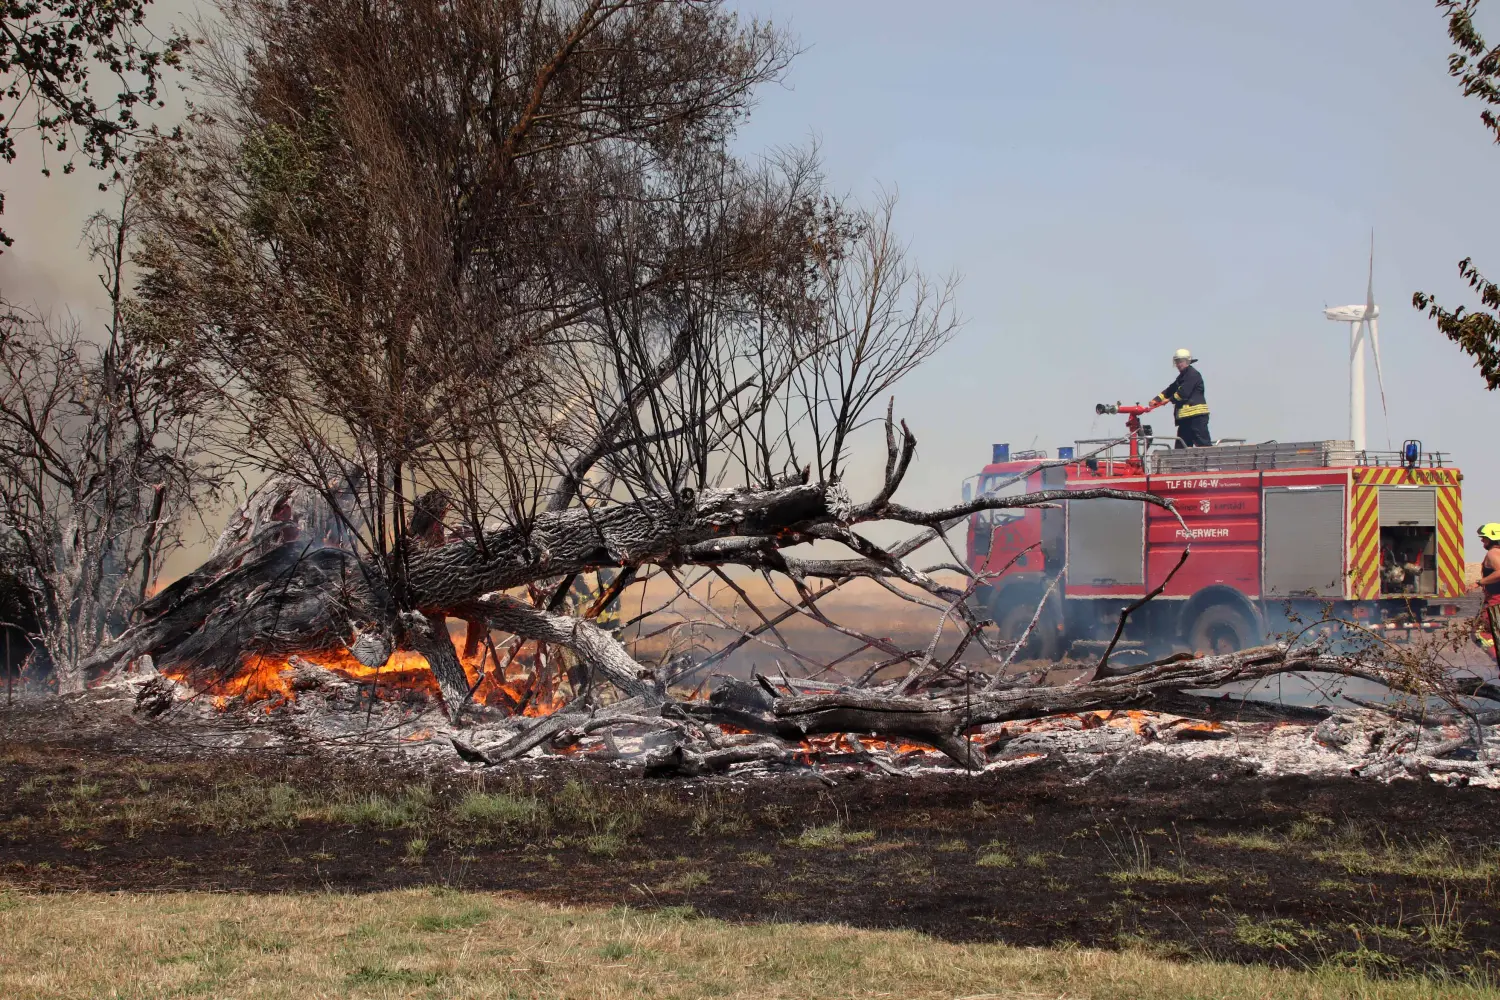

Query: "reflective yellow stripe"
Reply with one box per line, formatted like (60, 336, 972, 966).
(1176, 403, 1210, 418)
(1350, 484, 1380, 599)
(1437, 484, 1465, 597)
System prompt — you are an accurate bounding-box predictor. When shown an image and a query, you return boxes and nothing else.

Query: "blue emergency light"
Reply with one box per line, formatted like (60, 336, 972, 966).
(1057, 446, 1074, 460)
(1403, 439, 1421, 468)
(992, 443, 1010, 463)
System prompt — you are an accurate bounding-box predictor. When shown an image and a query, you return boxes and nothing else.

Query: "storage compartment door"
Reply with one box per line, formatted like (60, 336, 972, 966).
(1067, 497, 1145, 587)
(1378, 486, 1437, 526)
(1262, 487, 1346, 598)
(1041, 466, 1067, 571)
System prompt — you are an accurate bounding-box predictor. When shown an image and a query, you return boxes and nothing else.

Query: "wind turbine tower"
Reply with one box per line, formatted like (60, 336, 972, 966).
(1323, 235, 1387, 453)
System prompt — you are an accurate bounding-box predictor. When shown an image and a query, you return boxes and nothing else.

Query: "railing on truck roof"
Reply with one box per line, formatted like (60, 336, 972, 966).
(1341, 449, 1452, 469)
(1070, 438, 1451, 475)
(1148, 441, 1451, 474)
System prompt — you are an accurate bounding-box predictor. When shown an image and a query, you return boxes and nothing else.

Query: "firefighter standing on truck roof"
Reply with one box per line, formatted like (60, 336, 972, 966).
(1477, 523, 1500, 664)
(1154, 348, 1211, 448)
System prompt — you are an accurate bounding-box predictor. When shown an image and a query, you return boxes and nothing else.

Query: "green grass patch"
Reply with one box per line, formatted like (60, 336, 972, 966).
(656, 870, 710, 893)
(1315, 836, 1500, 881)
(975, 850, 1015, 869)
(1203, 821, 1500, 883)
(1199, 831, 1283, 852)
(1110, 866, 1221, 885)
(1287, 813, 1335, 842)
(454, 790, 543, 828)
(321, 786, 433, 829)
(687, 791, 750, 836)
(199, 782, 308, 832)
(68, 781, 102, 800)
(1234, 916, 1324, 950)
(1419, 888, 1470, 950)
(345, 965, 442, 987)
(584, 832, 625, 856)
(791, 824, 875, 849)
(412, 906, 491, 932)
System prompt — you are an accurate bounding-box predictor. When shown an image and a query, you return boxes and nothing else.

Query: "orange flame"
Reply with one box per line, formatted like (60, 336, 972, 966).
(164, 632, 568, 717)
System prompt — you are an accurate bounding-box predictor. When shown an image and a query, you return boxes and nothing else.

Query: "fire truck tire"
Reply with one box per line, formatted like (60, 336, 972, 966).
(995, 597, 1062, 662)
(1186, 602, 1259, 656)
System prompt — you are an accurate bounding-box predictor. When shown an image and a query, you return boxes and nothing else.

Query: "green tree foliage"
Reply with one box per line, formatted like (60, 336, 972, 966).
(0, 0, 188, 246)
(1413, 1, 1500, 388)
(131, 0, 827, 594)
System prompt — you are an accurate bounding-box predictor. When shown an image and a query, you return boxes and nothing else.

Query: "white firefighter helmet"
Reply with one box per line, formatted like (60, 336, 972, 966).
(1173, 348, 1196, 363)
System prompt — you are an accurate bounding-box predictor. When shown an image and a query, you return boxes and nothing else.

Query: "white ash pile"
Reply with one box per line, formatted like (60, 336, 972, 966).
(80, 657, 1500, 788)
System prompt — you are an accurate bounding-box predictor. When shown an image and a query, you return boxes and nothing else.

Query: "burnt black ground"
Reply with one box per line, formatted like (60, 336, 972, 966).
(2, 700, 1499, 980)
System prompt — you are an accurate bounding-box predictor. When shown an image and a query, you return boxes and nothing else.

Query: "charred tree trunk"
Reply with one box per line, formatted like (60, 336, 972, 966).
(80, 481, 851, 692)
(400, 611, 473, 723)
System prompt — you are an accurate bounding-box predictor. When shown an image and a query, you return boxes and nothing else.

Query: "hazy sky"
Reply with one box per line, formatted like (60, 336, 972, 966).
(725, 0, 1500, 556)
(4, 1, 1499, 558)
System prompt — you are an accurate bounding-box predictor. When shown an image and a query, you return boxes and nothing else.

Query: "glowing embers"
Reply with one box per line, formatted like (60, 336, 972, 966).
(164, 634, 568, 717)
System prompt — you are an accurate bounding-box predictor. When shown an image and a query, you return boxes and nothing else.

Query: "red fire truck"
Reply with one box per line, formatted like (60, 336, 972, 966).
(963, 405, 1467, 659)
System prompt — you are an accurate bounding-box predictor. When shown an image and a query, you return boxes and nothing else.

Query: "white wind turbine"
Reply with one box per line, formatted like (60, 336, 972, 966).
(1323, 234, 1387, 454)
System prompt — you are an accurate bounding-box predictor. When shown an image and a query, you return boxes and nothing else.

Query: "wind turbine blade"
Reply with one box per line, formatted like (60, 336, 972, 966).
(1368, 316, 1386, 401)
(1369, 314, 1389, 419)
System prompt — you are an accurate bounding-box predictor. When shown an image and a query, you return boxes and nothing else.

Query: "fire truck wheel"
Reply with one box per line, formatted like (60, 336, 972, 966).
(1186, 602, 1259, 656)
(996, 599, 1062, 662)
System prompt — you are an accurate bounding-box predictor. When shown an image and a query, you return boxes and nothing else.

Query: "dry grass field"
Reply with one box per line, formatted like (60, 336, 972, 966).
(6, 734, 1500, 996)
(3, 889, 1495, 1000)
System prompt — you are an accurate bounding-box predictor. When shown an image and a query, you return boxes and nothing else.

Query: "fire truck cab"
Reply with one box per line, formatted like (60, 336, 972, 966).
(963, 424, 1465, 660)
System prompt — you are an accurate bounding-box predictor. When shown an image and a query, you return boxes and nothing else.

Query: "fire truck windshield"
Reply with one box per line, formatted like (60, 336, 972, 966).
(976, 475, 1026, 526)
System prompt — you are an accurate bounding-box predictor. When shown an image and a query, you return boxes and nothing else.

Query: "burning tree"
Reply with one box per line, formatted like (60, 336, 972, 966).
(76, 0, 1497, 769)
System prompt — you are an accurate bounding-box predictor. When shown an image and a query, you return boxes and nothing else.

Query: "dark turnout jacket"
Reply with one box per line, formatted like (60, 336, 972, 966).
(1156, 365, 1209, 422)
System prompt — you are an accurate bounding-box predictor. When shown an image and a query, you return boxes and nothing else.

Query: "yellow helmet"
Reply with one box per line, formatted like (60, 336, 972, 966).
(1478, 523, 1500, 542)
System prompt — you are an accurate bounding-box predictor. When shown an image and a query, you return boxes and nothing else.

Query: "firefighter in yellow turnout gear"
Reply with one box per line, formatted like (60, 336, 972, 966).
(1153, 348, 1212, 448)
(1477, 523, 1500, 664)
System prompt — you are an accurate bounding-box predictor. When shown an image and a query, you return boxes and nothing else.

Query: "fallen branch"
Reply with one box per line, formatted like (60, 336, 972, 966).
(685, 643, 1400, 767)
(640, 739, 793, 777)
(455, 695, 653, 764)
